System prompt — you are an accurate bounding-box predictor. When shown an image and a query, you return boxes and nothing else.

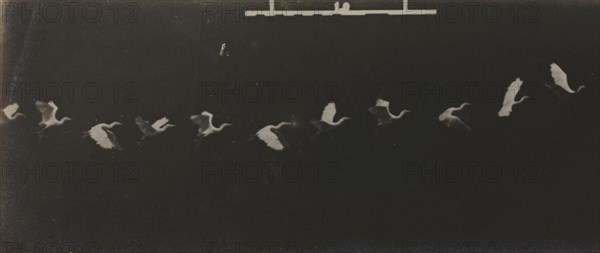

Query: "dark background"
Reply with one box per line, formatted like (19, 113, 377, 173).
(2, 0, 599, 252)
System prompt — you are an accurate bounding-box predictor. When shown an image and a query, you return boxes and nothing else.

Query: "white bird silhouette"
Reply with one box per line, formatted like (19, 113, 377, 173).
(255, 122, 292, 151)
(438, 103, 472, 132)
(135, 116, 175, 148)
(549, 63, 586, 94)
(311, 102, 351, 133)
(498, 78, 529, 117)
(83, 122, 123, 150)
(219, 43, 229, 57)
(0, 103, 25, 125)
(190, 111, 232, 143)
(35, 100, 73, 140)
(369, 98, 411, 126)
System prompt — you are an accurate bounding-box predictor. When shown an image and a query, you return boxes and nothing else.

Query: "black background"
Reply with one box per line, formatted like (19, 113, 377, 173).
(1, 0, 599, 252)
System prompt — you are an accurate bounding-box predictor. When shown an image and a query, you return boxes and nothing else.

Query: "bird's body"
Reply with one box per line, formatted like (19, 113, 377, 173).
(84, 122, 123, 150)
(369, 98, 411, 126)
(255, 122, 292, 151)
(498, 78, 529, 117)
(219, 43, 229, 57)
(190, 111, 232, 144)
(438, 103, 472, 132)
(311, 102, 351, 133)
(35, 101, 73, 140)
(549, 63, 586, 94)
(0, 103, 25, 125)
(135, 116, 175, 148)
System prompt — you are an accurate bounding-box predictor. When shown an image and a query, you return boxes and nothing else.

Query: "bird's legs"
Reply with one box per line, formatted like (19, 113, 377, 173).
(135, 136, 147, 149)
(193, 134, 208, 149)
(36, 128, 46, 142)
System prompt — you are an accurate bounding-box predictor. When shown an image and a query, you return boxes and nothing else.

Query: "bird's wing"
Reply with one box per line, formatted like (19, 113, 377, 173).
(151, 117, 169, 130)
(502, 79, 522, 106)
(374, 99, 390, 108)
(35, 101, 53, 122)
(105, 129, 122, 150)
(88, 125, 118, 149)
(257, 126, 285, 151)
(498, 106, 511, 117)
(94, 131, 113, 149)
(89, 125, 108, 143)
(438, 108, 453, 122)
(135, 117, 155, 135)
(191, 113, 211, 132)
(368, 106, 391, 124)
(499, 80, 524, 117)
(3, 103, 19, 117)
(550, 63, 574, 93)
(320, 102, 337, 124)
(48, 101, 58, 119)
(94, 132, 113, 149)
(271, 129, 290, 150)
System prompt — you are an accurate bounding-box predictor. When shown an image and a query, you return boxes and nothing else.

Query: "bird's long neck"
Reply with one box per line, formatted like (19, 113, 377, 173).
(58, 117, 69, 124)
(8, 112, 24, 120)
(393, 110, 409, 119)
(390, 111, 402, 119)
(447, 108, 460, 116)
(332, 118, 349, 126)
(216, 123, 228, 131)
(108, 122, 120, 128)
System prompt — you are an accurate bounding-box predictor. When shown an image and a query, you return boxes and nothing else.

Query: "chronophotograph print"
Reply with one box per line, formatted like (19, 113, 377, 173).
(1, 0, 599, 252)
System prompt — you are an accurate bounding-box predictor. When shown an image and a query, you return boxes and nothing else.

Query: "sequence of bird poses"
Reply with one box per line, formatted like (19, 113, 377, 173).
(0, 63, 587, 151)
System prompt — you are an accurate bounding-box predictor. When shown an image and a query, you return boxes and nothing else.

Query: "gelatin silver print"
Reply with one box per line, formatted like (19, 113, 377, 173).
(1, 0, 599, 252)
